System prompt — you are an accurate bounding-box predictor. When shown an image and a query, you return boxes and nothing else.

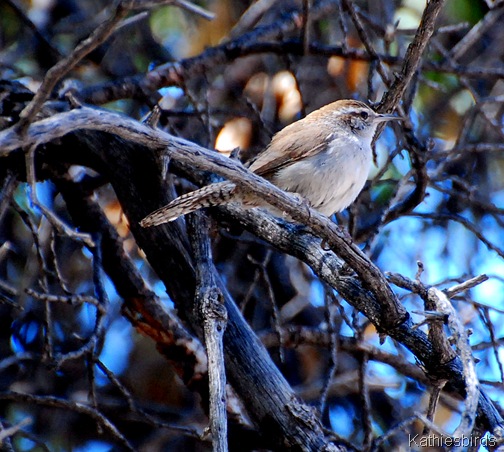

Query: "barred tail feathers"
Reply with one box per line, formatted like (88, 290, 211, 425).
(140, 181, 236, 227)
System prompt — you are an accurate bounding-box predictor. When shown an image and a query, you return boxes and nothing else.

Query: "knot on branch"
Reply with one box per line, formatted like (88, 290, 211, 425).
(198, 287, 228, 330)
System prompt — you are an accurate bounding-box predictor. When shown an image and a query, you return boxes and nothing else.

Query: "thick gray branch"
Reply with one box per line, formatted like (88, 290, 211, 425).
(0, 106, 406, 329)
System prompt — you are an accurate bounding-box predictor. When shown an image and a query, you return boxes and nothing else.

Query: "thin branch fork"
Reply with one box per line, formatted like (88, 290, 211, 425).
(52, 171, 210, 387)
(387, 269, 484, 442)
(429, 287, 480, 441)
(380, 0, 446, 110)
(16, 0, 134, 132)
(0, 392, 134, 450)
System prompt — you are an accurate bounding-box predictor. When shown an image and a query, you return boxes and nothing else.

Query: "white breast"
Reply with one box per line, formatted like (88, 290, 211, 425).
(271, 133, 372, 216)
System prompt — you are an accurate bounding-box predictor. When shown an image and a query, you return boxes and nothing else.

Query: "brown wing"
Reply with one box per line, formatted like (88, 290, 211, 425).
(248, 117, 333, 178)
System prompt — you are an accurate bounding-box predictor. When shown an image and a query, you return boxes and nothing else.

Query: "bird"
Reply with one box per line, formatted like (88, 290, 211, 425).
(140, 99, 400, 227)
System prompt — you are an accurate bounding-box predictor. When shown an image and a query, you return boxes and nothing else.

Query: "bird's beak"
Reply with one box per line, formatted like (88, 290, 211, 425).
(374, 113, 403, 123)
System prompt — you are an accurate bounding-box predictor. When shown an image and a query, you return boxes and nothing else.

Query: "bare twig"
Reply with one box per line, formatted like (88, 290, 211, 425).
(131, 0, 215, 20)
(341, 0, 391, 87)
(302, 0, 313, 55)
(477, 308, 504, 384)
(429, 288, 480, 442)
(318, 289, 340, 415)
(24, 144, 95, 247)
(407, 212, 504, 259)
(358, 352, 373, 449)
(3, 0, 61, 61)
(0, 171, 17, 226)
(0, 417, 32, 444)
(172, 0, 215, 20)
(449, 7, 504, 62)
(94, 359, 202, 437)
(187, 212, 228, 452)
(380, 0, 446, 110)
(199, 286, 228, 452)
(247, 251, 285, 362)
(16, 0, 135, 132)
(0, 392, 134, 450)
(444, 274, 489, 298)
(423, 379, 447, 435)
(229, 0, 277, 37)
(25, 288, 105, 313)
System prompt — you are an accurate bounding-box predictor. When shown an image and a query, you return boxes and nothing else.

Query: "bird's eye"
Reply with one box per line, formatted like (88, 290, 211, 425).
(359, 111, 369, 120)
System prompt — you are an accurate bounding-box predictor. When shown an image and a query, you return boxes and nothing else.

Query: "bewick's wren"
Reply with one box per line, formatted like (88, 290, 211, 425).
(140, 100, 400, 227)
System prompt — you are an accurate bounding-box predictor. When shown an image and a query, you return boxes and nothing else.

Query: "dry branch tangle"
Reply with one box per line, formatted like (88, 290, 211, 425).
(0, 104, 503, 440)
(2, 0, 504, 448)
